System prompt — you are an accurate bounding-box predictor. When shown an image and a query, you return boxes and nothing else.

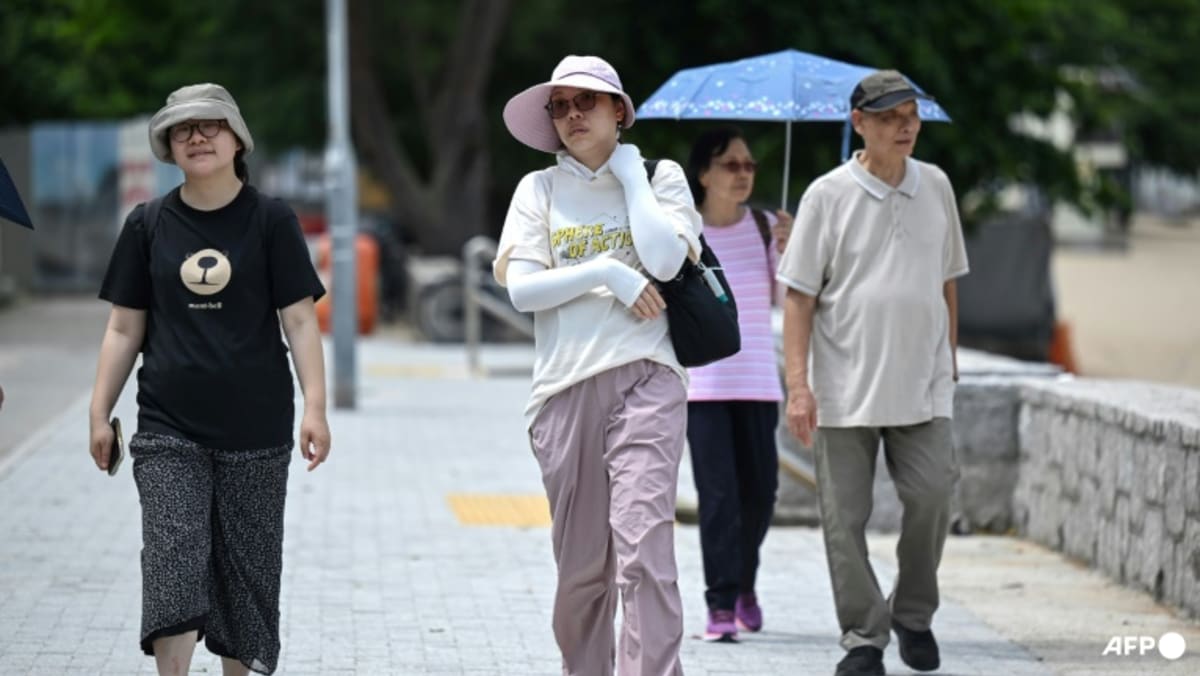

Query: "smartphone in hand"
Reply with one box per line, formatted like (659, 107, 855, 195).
(108, 417, 124, 476)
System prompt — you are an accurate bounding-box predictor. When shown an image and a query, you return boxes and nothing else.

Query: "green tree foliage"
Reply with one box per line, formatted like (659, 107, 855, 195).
(0, 0, 327, 144)
(1106, 0, 1200, 174)
(2, 0, 1198, 252)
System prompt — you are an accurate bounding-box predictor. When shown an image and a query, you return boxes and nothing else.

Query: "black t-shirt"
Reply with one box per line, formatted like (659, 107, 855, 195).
(99, 185, 325, 450)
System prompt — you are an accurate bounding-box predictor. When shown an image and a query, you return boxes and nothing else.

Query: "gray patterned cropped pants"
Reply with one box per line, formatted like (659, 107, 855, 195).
(130, 432, 291, 675)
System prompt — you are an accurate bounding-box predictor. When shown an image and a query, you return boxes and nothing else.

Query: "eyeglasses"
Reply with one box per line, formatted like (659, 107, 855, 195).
(169, 120, 228, 143)
(545, 91, 598, 119)
(715, 160, 758, 174)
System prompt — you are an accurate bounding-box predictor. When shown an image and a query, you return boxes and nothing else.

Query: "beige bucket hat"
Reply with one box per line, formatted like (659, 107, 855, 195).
(148, 83, 255, 163)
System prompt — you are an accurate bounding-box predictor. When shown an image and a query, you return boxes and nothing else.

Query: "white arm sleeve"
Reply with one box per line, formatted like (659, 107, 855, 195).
(505, 257, 649, 313)
(623, 177, 691, 281)
(607, 147, 700, 281)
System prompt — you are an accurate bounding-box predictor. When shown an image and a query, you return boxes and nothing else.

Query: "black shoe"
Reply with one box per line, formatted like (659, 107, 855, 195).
(892, 619, 940, 671)
(834, 646, 885, 676)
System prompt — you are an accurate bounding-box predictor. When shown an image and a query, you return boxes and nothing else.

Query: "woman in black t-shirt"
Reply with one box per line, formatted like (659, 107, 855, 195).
(88, 83, 330, 676)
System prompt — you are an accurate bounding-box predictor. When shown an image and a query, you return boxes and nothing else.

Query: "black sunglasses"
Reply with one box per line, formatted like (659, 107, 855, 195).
(714, 160, 758, 174)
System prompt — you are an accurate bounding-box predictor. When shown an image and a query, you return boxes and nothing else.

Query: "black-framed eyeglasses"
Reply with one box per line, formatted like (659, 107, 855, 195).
(169, 119, 228, 143)
(715, 160, 758, 174)
(545, 91, 598, 119)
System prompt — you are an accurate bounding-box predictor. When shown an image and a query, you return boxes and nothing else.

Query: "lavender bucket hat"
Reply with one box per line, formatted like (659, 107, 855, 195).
(503, 55, 636, 153)
(147, 83, 255, 163)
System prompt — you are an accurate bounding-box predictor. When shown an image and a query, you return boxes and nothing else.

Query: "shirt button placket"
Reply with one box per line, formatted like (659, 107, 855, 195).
(891, 192, 904, 239)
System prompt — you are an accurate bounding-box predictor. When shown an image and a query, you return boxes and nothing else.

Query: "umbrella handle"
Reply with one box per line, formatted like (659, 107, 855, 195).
(781, 121, 792, 212)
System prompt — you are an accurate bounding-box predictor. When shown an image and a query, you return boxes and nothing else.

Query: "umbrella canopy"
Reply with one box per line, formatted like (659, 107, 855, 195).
(0, 158, 34, 229)
(637, 49, 952, 208)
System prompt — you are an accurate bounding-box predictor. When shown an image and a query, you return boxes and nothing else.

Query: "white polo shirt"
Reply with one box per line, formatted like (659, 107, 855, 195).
(777, 152, 969, 427)
(494, 152, 703, 428)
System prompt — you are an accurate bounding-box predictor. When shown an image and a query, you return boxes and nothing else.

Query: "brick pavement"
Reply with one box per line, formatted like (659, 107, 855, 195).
(0, 296, 108, 462)
(0, 338, 1192, 674)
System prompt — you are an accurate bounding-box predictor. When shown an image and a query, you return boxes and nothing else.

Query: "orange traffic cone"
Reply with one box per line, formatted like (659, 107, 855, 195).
(1047, 321, 1078, 374)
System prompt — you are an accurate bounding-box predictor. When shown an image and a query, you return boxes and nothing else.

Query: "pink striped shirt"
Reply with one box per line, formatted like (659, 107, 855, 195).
(687, 209, 784, 402)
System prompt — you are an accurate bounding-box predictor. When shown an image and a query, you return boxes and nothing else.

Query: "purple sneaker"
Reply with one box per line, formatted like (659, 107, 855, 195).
(735, 593, 763, 632)
(703, 609, 738, 642)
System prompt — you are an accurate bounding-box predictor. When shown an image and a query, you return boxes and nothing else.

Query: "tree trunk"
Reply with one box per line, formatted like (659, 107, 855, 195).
(349, 0, 511, 257)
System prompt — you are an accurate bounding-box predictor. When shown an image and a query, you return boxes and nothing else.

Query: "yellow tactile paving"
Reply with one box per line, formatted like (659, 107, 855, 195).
(446, 493, 551, 527)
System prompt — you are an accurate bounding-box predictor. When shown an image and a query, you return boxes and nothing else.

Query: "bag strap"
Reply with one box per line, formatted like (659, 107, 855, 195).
(143, 195, 165, 236)
(644, 159, 660, 181)
(749, 207, 771, 250)
(139, 195, 165, 262)
(748, 206, 778, 300)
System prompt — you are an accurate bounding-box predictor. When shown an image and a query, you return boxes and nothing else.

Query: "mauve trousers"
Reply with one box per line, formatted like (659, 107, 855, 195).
(529, 360, 687, 676)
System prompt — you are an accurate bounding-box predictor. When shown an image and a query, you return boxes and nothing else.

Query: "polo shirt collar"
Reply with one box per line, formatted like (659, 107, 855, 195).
(556, 150, 615, 180)
(847, 151, 921, 199)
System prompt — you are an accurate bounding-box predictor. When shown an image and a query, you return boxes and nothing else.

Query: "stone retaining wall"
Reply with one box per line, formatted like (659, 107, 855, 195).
(1013, 379, 1200, 618)
(950, 377, 1024, 533)
(769, 336, 1199, 617)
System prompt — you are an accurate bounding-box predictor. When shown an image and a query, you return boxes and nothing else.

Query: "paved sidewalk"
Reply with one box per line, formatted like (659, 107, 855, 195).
(0, 338, 1196, 675)
(0, 295, 107, 463)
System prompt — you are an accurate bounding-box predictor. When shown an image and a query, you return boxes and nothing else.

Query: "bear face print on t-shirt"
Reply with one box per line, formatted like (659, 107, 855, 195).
(180, 248, 232, 296)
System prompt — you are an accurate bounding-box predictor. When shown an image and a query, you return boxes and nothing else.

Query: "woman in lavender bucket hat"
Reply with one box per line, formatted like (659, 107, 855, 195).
(495, 55, 704, 675)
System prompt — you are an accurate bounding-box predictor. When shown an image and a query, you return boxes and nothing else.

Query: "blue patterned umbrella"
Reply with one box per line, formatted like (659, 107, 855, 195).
(637, 49, 951, 208)
(0, 157, 33, 229)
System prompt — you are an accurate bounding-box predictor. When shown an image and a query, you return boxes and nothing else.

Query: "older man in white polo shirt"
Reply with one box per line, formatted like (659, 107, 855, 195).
(777, 70, 969, 676)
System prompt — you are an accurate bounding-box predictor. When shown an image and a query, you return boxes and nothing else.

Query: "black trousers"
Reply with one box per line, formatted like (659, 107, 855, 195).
(686, 400, 779, 611)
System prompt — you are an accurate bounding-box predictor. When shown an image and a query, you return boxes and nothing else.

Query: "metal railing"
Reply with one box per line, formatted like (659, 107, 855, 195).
(462, 236, 534, 376)
(778, 442, 818, 491)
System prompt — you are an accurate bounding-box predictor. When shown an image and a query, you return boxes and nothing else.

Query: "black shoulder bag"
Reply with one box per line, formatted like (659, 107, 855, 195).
(644, 160, 740, 367)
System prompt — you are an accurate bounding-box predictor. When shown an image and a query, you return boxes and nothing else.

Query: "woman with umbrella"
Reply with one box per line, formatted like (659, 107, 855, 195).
(683, 126, 791, 642)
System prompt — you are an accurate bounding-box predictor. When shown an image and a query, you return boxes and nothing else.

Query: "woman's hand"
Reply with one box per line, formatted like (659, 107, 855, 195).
(772, 209, 794, 254)
(89, 416, 115, 472)
(299, 408, 331, 472)
(607, 143, 645, 185)
(630, 283, 666, 320)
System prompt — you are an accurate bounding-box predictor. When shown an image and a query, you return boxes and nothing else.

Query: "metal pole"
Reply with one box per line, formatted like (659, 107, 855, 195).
(325, 0, 358, 409)
(781, 120, 792, 212)
(463, 240, 482, 377)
